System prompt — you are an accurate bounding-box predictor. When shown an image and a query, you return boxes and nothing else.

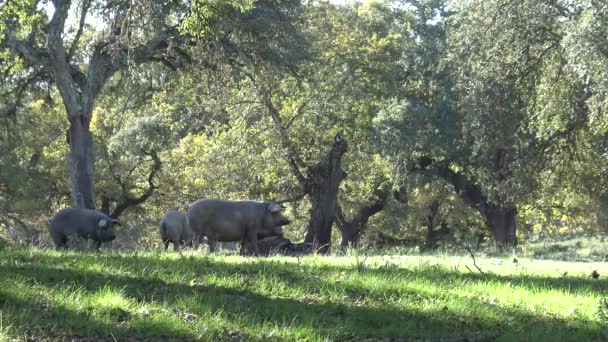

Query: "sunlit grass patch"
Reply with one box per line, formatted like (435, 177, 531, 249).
(0, 247, 605, 340)
(90, 286, 134, 321)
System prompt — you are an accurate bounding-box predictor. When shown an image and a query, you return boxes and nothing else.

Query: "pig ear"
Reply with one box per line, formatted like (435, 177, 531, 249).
(98, 219, 108, 229)
(268, 203, 282, 213)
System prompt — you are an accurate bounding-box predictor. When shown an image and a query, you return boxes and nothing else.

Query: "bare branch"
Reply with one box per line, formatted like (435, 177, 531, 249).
(276, 191, 307, 205)
(110, 151, 162, 218)
(67, 0, 92, 60)
(258, 87, 309, 189)
(465, 247, 484, 274)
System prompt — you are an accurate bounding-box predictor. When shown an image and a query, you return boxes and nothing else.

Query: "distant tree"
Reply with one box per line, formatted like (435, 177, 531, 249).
(375, 0, 601, 247)
(0, 0, 275, 209)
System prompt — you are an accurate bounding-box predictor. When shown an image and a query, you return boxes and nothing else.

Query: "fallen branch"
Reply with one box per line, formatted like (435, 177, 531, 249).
(465, 246, 484, 274)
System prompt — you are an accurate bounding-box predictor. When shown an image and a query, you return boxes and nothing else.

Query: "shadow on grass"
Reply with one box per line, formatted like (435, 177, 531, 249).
(0, 250, 606, 340)
(0, 287, 190, 341)
(0, 262, 470, 340)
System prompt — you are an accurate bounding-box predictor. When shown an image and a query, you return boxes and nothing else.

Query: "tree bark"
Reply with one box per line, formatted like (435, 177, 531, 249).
(303, 134, 348, 253)
(424, 200, 440, 250)
(484, 205, 517, 247)
(335, 188, 389, 249)
(261, 85, 348, 254)
(67, 115, 95, 208)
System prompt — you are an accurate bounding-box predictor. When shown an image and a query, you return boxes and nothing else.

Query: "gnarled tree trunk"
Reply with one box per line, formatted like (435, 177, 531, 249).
(261, 86, 349, 254)
(411, 157, 518, 247)
(484, 205, 517, 247)
(424, 200, 440, 250)
(335, 187, 389, 249)
(303, 134, 348, 253)
(67, 115, 95, 209)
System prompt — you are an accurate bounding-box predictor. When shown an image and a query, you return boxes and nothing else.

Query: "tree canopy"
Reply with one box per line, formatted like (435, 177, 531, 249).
(1, 0, 606, 251)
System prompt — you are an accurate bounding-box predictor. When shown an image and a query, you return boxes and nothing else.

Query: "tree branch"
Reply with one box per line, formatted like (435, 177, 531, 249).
(335, 187, 389, 247)
(276, 191, 307, 205)
(67, 0, 92, 60)
(464, 246, 484, 274)
(110, 150, 162, 219)
(83, 27, 187, 113)
(0, 70, 43, 119)
(3, 37, 50, 69)
(48, 0, 82, 117)
(409, 157, 486, 211)
(259, 86, 309, 190)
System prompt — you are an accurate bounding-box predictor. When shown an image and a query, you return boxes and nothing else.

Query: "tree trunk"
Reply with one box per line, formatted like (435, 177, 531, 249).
(101, 195, 111, 215)
(303, 134, 348, 253)
(484, 205, 517, 247)
(411, 157, 518, 248)
(336, 188, 389, 250)
(261, 88, 348, 254)
(424, 200, 440, 250)
(338, 220, 359, 249)
(67, 115, 95, 209)
(305, 186, 340, 253)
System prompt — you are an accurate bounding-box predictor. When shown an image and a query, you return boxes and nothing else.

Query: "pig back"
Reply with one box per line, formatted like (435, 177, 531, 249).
(160, 210, 190, 240)
(187, 199, 268, 240)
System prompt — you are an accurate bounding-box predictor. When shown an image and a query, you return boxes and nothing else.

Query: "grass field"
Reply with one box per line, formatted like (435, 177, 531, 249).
(0, 247, 606, 341)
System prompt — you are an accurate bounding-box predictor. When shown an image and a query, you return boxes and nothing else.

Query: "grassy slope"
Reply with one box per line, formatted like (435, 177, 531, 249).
(0, 248, 606, 341)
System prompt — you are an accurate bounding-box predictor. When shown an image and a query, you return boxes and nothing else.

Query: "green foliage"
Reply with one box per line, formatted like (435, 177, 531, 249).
(1, 0, 608, 247)
(0, 93, 69, 224)
(181, 0, 255, 37)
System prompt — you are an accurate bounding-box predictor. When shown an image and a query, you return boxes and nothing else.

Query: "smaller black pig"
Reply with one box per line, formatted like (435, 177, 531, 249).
(48, 208, 117, 250)
(159, 210, 194, 251)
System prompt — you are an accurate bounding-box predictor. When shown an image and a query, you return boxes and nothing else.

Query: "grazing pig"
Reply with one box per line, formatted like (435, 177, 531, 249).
(187, 199, 291, 255)
(48, 208, 117, 250)
(159, 210, 194, 251)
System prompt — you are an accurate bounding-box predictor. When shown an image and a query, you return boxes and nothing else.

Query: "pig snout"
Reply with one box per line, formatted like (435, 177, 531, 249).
(276, 215, 291, 226)
(100, 229, 116, 241)
(272, 226, 284, 236)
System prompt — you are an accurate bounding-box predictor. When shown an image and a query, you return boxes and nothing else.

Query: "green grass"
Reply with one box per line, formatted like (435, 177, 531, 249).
(0, 248, 606, 341)
(522, 235, 608, 262)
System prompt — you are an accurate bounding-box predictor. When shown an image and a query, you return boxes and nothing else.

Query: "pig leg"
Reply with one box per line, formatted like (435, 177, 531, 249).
(239, 236, 249, 256)
(56, 237, 68, 250)
(246, 227, 259, 256)
(94, 240, 102, 250)
(173, 240, 180, 251)
(207, 238, 218, 253)
(51, 232, 68, 250)
(163, 240, 170, 251)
